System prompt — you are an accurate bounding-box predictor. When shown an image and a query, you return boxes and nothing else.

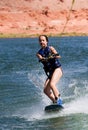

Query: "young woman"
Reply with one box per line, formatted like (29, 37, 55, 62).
(36, 35, 63, 105)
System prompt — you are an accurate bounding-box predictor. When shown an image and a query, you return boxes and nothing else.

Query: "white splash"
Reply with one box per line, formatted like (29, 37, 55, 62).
(63, 95, 88, 115)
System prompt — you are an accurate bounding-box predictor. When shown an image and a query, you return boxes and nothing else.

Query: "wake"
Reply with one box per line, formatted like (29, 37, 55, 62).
(12, 71, 88, 121)
(26, 71, 88, 120)
(63, 95, 88, 115)
(12, 94, 88, 122)
(27, 95, 88, 121)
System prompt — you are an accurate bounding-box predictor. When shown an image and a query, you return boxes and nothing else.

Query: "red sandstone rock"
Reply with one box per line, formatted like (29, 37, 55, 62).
(0, 0, 88, 36)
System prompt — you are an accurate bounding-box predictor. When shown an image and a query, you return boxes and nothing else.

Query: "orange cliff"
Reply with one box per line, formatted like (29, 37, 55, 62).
(0, 0, 88, 37)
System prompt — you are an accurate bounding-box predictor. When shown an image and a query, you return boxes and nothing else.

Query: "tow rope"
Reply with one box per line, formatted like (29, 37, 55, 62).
(60, 0, 75, 36)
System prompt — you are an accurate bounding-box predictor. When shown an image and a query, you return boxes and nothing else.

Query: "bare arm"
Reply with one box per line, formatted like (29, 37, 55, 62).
(36, 46, 61, 63)
(50, 46, 61, 59)
(36, 53, 45, 60)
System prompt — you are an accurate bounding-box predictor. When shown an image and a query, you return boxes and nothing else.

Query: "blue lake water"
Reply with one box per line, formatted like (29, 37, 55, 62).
(0, 36, 88, 130)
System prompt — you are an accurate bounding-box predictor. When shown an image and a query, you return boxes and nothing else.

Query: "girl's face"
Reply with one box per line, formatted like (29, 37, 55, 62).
(39, 36, 48, 48)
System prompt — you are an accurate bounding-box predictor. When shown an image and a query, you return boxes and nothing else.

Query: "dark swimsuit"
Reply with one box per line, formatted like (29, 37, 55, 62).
(38, 46, 61, 79)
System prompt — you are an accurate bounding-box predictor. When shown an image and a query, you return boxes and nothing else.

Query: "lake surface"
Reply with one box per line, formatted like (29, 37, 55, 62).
(0, 36, 88, 130)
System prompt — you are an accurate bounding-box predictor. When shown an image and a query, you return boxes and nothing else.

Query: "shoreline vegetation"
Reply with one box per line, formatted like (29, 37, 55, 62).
(0, 32, 88, 38)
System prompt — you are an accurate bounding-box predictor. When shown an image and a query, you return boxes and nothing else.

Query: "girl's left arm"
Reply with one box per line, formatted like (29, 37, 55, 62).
(50, 46, 61, 58)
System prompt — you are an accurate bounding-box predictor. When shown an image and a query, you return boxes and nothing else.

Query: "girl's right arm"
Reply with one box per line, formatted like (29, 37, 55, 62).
(36, 53, 47, 63)
(36, 53, 45, 60)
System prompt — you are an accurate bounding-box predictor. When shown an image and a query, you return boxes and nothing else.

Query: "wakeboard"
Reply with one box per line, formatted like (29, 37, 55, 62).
(45, 104, 64, 112)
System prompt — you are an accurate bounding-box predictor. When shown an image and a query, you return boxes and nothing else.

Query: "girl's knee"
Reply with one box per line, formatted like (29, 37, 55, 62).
(49, 82, 55, 89)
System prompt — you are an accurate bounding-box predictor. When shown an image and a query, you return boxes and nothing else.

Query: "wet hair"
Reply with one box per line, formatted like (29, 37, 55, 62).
(39, 35, 49, 42)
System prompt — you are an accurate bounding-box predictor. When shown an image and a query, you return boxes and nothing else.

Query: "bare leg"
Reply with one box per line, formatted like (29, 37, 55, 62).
(44, 67, 63, 102)
(50, 67, 63, 100)
(44, 78, 55, 102)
